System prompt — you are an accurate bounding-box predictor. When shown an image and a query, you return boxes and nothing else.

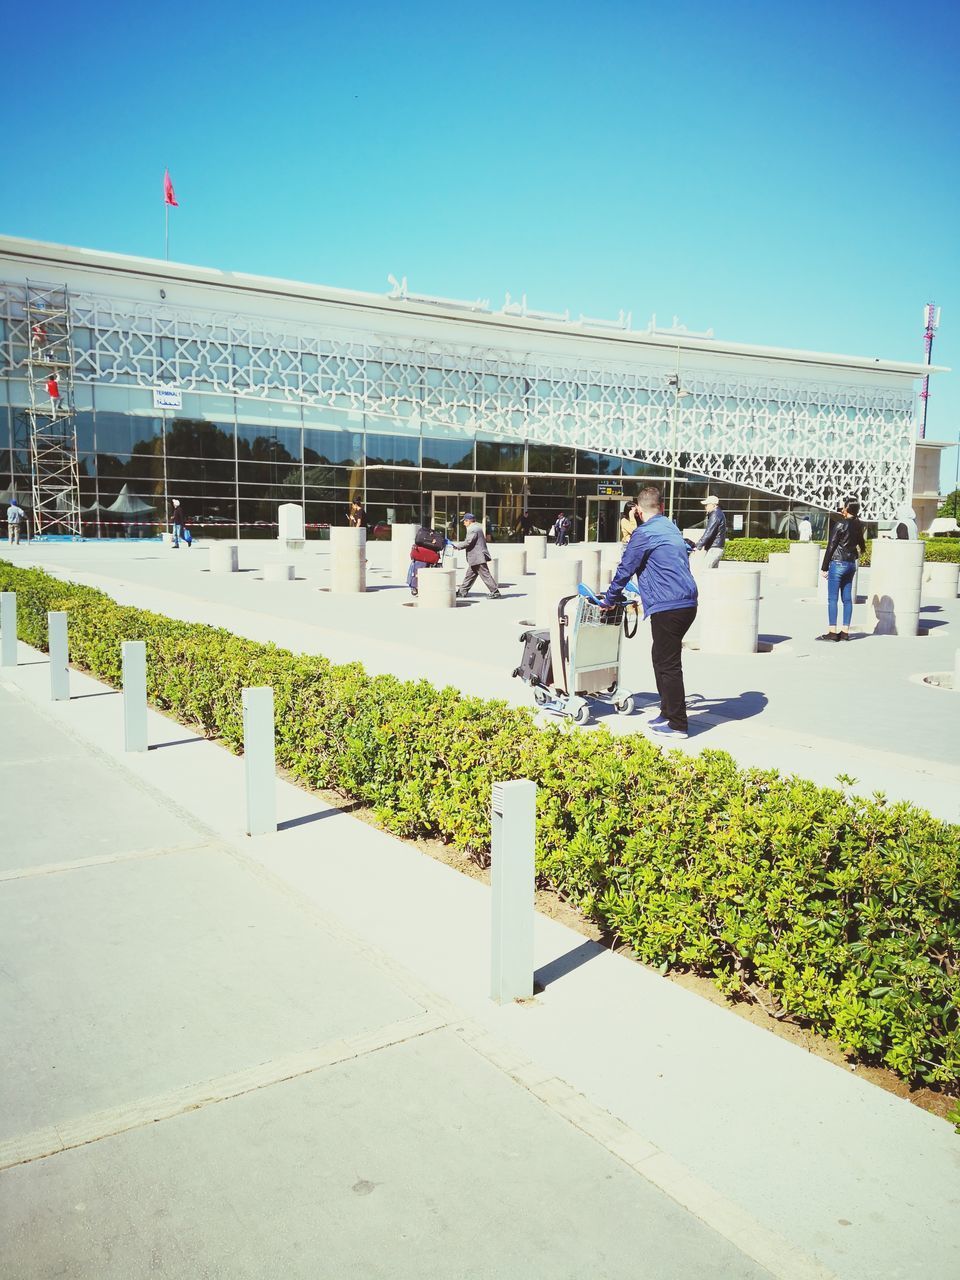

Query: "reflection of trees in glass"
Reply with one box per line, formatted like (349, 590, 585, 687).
(165, 418, 235, 486)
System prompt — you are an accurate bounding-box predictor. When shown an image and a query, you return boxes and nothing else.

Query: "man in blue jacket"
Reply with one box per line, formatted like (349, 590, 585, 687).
(602, 486, 698, 739)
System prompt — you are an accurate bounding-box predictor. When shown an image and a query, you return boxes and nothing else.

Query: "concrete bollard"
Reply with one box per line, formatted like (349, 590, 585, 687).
(490, 779, 536, 1004)
(122, 641, 148, 752)
(330, 526, 367, 593)
(418, 566, 457, 609)
(600, 546, 622, 587)
(535, 558, 581, 629)
(766, 551, 791, 581)
(487, 558, 499, 587)
(48, 611, 69, 701)
(391, 523, 418, 581)
(871, 539, 925, 636)
(277, 502, 305, 551)
(265, 563, 295, 582)
(955, 648, 960, 692)
(524, 534, 547, 566)
(788, 543, 820, 589)
(497, 546, 527, 582)
(696, 570, 761, 655)
(242, 686, 276, 836)
(568, 545, 601, 595)
(1, 591, 17, 667)
(924, 561, 959, 600)
(210, 542, 239, 574)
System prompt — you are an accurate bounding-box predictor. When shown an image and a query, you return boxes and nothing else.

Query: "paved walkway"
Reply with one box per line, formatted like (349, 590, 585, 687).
(6, 537, 958, 820)
(1, 605, 958, 1277)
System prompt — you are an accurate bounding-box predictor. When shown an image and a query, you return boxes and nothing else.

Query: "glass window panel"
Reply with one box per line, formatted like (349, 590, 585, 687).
(165, 418, 236, 461)
(92, 385, 154, 414)
(421, 434, 473, 470)
(527, 444, 574, 474)
(365, 433, 419, 467)
(94, 411, 162, 456)
(477, 439, 523, 472)
(303, 428, 362, 466)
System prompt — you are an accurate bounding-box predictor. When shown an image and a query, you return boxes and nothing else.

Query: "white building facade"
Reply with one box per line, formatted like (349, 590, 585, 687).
(0, 235, 940, 540)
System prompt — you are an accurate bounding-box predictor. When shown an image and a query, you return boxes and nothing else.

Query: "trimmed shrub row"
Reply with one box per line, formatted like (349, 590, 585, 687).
(2, 560, 958, 1094)
(722, 537, 960, 566)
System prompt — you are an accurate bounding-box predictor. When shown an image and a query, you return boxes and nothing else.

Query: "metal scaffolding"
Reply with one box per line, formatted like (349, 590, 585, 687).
(20, 281, 81, 537)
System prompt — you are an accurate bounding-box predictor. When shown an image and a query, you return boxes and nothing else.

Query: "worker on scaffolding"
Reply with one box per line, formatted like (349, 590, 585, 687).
(31, 322, 48, 356)
(45, 374, 60, 417)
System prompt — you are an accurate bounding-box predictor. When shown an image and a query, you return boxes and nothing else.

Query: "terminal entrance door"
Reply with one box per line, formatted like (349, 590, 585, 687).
(431, 491, 486, 540)
(586, 496, 624, 543)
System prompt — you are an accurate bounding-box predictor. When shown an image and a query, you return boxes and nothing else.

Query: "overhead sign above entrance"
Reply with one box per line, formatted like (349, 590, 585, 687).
(153, 385, 182, 410)
(597, 481, 623, 497)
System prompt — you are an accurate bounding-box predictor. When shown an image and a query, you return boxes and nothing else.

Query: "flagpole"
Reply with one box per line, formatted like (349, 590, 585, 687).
(165, 200, 169, 261)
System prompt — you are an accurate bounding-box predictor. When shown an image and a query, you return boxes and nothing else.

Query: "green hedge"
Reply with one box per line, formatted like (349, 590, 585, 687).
(2, 559, 958, 1094)
(726, 537, 960, 567)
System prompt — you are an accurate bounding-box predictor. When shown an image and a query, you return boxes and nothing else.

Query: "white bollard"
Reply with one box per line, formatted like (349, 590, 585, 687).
(265, 563, 295, 582)
(569, 545, 601, 595)
(535, 558, 581, 628)
(277, 502, 305, 551)
(490, 779, 536, 1004)
(0, 592, 17, 667)
(870, 540, 925, 636)
(391, 523, 418, 581)
(600, 546, 622, 587)
(788, 543, 820, 589)
(696, 570, 761, 655)
(210, 542, 239, 574)
(487, 557, 499, 587)
(924, 561, 959, 600)
(955, 648, 960, 692)
(48, 611, 69, 701)
(524, 534, 547, 566)
(766, 551, 791, 581)
(418, 566, 457, 609)
(242, 686, 276, 836)
(497, 546, 527, 582)
(122, 641, 148, 752)
(330, 526, 366, 593)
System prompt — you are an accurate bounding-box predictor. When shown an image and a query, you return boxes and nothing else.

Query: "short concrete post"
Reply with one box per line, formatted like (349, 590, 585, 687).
(277, 502, 305, 551)
(954, 648, 960, 692)
(497, 546, 527, 582)
(0, 592, 17, 667)
(265, 563, 295, 582)
(48, 611, 69, 701)
(524, 534, 547, 566)
(870, 539, 925, 636)
(600, 546, 622, 587)
(122, 641, 148, 752)
(766, 551, 791, 581)
(788, 543, 820, 588)
(924, 561, 959, 601)
(487, 557, 499, 587)
(210, 542, 239, 574)
(535, 558, 581, 628)
(696, 570, 761, 655)
(242, 686, 276, 836)
(330, 526, 367, 593)
(572, 545, 601, 594)
(391, 523, 418, 581)
(418, 566, 456, 609)
(490, 779, 536, 1004)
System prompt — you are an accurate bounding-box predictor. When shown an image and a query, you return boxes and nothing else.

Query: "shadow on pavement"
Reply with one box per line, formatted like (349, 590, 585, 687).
(686, 690, 769, 724)
(149, 737, 207, 750)
(71, 690, 120, 700)
(277, 809, 345, 831)
(534, 938, 605, 991)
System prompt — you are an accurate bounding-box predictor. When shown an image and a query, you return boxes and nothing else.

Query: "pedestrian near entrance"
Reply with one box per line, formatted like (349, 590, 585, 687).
(602, 486, 698, 739)
(516, 510, 533, 537)
(693, 494, 726, 568)
(552, 512, 572, 546)
(348, 500, 369, 530)
(170, 498, 192, 549)
(619, 501, 637, 544)
(453, 513, 501, 599)
(818, 498, 866, 642)
(7, 498, 24, 545)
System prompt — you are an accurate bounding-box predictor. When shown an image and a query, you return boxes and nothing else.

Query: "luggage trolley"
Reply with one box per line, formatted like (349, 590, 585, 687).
(514, 585, 640, 724)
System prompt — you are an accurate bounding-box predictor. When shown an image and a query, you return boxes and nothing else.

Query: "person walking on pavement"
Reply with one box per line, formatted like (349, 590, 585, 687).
(170, 498, 191, 549)
(348, 500, 369, 530)
(453, 513, 501, 599)
(515, 509, 533, 538)
(552, 512, 572, 547)
(601, 486, 698, 740)
(619, 500, 637, 544)
(818, 498, 866, 642)
(693, 494, 726, 568)
(7, 498, 25, 545)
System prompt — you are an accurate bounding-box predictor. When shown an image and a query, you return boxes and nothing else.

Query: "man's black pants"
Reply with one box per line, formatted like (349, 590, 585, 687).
(650, 606, 697, 730)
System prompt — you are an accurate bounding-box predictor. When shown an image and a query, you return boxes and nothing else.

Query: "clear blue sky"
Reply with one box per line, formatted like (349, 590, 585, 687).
(6, 0, 959, 490)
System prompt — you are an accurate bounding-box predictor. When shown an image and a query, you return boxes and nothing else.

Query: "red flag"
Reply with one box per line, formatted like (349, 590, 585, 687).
(163, 169, 179, 207)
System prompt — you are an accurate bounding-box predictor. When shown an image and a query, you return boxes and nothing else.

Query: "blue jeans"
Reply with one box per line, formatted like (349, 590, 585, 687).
(827, 560, 856, 628)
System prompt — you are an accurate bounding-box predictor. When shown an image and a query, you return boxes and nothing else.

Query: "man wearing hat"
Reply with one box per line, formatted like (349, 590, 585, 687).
(452, 513, 502, 599)
(694, 494, 726, 568)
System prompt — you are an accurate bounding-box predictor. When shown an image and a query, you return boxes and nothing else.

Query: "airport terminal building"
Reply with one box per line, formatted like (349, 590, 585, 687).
(0, 235, 942, 541)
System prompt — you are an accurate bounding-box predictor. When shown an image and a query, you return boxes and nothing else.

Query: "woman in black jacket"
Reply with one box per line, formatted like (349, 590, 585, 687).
(818, 498, 866, 641)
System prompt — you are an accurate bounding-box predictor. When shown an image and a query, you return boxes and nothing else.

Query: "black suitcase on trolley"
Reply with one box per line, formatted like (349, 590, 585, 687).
(513, 629, 553, 686)
(414, 527, 445, 554)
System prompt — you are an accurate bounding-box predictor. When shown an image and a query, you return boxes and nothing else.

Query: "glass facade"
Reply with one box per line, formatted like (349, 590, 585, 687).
(0, 385, 831, 540)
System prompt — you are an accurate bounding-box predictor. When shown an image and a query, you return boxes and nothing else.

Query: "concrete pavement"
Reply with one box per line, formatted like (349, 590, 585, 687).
(1, 609, 958, 1278)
